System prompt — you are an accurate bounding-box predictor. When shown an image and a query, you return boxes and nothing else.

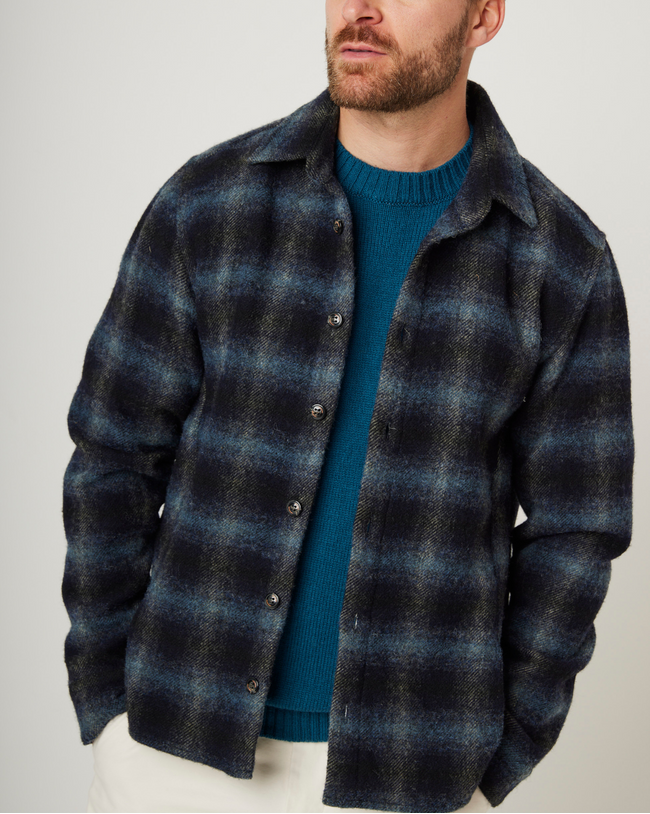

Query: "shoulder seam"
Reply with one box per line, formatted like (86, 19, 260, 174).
(521, 158, 607, 250)
(547, 241, 607, 362)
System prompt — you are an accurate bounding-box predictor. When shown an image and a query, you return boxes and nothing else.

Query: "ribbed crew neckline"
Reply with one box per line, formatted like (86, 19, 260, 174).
(335, 125, 473, 206)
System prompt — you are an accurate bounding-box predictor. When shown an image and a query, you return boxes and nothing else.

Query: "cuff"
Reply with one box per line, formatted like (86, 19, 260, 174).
(478, 707, 547, 807)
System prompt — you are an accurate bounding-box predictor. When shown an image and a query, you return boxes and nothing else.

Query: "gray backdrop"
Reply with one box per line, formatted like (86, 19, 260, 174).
(1, 1, 648, 812)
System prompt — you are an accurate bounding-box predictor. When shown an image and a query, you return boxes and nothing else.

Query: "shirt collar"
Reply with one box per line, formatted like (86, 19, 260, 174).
(247, 80, 538, 231)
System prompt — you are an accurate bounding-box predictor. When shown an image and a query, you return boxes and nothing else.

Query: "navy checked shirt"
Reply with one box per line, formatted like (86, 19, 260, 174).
(62, 81, 634, 812)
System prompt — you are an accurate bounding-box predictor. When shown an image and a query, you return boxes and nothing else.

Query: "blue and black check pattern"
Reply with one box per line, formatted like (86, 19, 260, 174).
(62, 82, 634, 812)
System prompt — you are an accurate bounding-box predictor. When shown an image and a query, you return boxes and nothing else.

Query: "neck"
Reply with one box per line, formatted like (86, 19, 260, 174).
(337, 77, 470, 173)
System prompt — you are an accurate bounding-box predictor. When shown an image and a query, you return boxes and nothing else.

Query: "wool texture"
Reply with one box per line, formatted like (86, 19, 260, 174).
(260, 131, 473, 742)
(62, 82, 634, 813)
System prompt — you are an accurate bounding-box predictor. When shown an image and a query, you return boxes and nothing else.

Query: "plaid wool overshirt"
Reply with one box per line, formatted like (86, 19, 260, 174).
(62, 81, 634, 812)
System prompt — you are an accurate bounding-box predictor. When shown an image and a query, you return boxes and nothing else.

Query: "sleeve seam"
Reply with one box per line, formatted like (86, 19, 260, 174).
(544, 241, 607, 363)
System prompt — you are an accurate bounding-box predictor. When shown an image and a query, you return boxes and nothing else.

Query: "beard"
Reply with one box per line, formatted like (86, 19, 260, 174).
(325, 10, 470, 114)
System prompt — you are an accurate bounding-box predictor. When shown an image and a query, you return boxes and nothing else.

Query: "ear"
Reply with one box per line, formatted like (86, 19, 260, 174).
(466, 0, 506, 49)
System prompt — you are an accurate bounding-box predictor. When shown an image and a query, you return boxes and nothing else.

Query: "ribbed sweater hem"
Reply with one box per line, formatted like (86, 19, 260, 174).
(259, 704, 329, 742)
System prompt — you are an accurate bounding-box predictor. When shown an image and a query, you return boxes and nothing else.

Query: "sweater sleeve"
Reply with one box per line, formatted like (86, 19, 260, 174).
(61, 169, 203, 746)
(479, 242, 634, 806)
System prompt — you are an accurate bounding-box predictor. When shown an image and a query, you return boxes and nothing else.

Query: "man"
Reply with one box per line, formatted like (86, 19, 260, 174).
(62, 0, 634, 812)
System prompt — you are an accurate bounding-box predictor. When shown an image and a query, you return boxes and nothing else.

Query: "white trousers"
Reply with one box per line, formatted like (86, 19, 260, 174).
(87, 712, 491, 813)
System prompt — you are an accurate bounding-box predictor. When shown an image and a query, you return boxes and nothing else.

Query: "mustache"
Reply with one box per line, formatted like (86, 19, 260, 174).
(330, 23, 399, 55)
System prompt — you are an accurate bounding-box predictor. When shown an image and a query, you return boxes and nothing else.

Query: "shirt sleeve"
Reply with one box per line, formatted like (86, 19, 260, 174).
(61, 168, 203, 746)
(479, 241, 634, 806)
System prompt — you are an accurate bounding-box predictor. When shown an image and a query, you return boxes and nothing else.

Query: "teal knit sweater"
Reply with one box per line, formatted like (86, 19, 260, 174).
(259, 128, 474, 741)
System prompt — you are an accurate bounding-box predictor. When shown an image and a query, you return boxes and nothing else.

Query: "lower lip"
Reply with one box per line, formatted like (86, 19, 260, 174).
(341, 49, 386, 60)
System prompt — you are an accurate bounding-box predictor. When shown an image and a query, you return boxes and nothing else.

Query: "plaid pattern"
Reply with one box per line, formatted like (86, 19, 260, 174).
(62, 81, 634, 812)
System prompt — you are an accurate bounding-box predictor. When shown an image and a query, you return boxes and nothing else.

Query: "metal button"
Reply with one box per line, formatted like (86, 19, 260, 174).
(327, 312, 343, 328)
(287, 500, 303, 516)
(333, 219, 344, 234)
(246, 678, 260, 694)
(265, 593, 281, 609)
(310, 404, 326, 420)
